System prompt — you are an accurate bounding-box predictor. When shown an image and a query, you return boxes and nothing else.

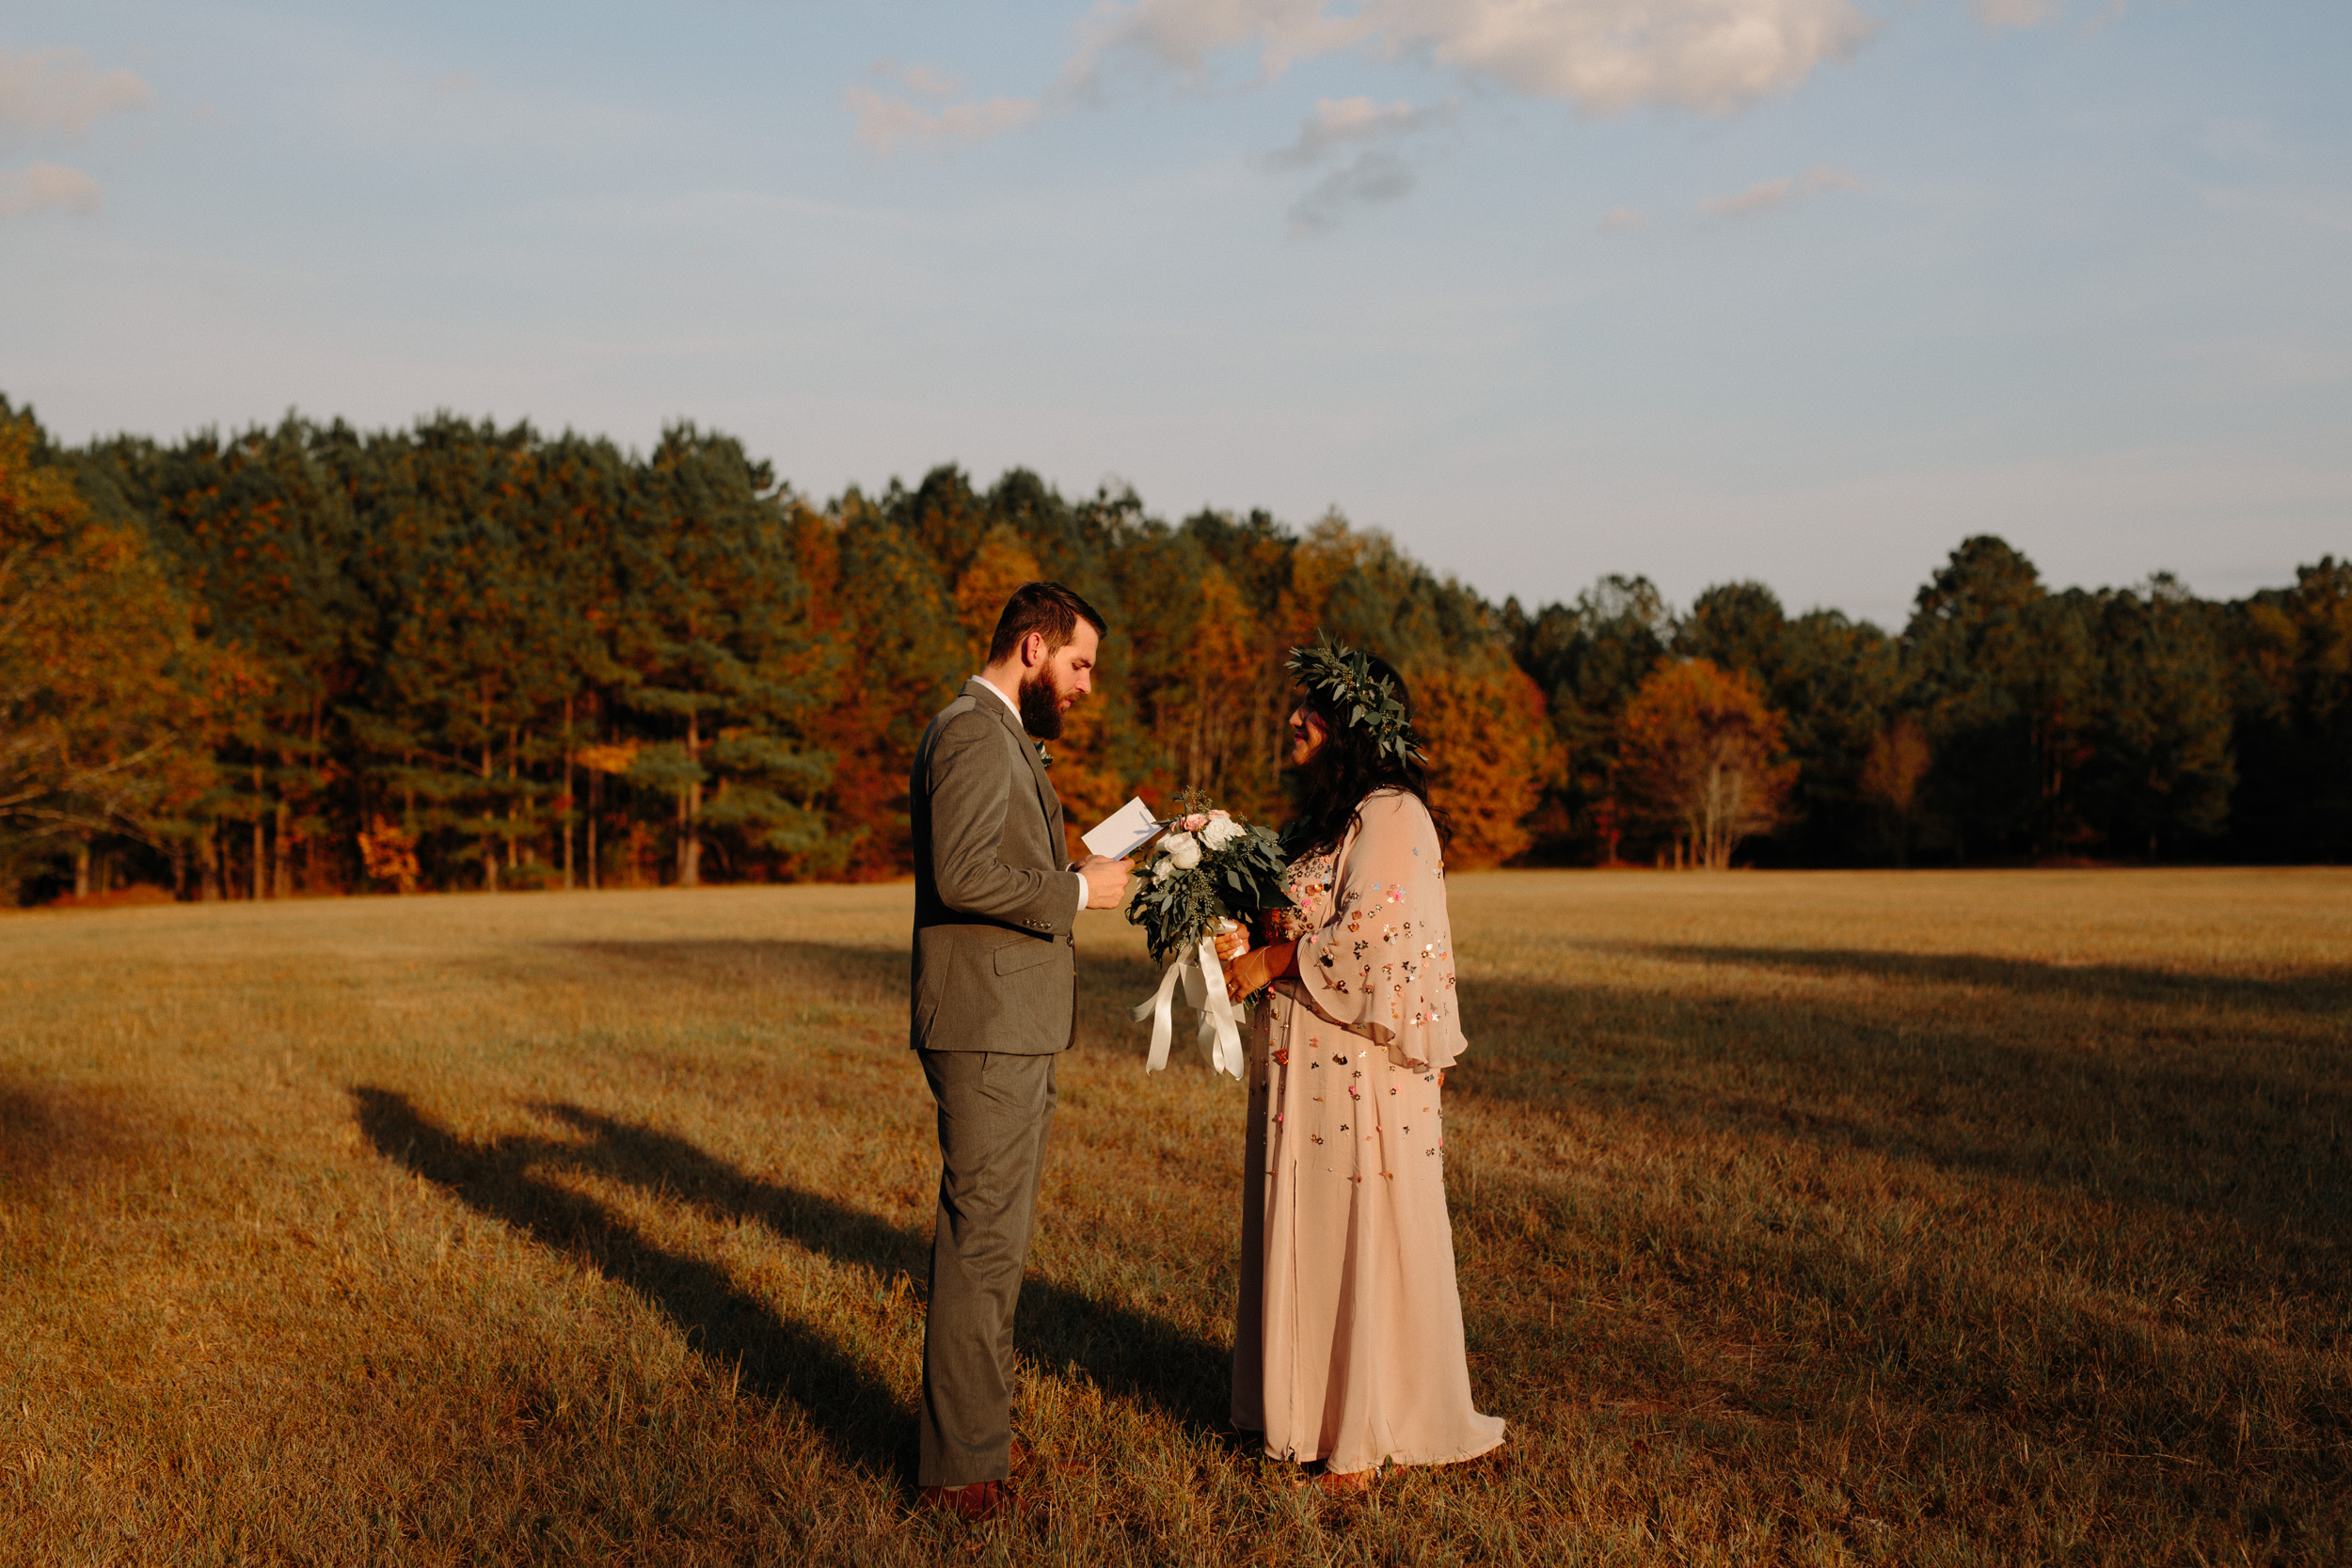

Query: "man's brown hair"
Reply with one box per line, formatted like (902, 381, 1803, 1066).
(987, 581, 1109, 664)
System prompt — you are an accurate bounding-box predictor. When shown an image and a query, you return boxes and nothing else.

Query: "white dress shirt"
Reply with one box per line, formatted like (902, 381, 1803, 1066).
(977, 674, 1089, 925)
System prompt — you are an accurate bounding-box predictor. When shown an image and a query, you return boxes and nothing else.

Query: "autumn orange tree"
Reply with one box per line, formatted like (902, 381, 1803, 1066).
(1414, 661, 1559, 868)
(0, 403, 221, 899)
(1615, 658, 1797, 869)
(1859, 717, 1932, 865)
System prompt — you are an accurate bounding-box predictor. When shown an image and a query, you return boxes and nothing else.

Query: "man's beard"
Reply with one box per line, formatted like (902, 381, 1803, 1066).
(1018, 672, 1064, 740)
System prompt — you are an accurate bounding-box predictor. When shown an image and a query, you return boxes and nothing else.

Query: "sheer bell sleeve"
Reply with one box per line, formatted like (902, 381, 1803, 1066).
(1293, 789, 1468, 1072)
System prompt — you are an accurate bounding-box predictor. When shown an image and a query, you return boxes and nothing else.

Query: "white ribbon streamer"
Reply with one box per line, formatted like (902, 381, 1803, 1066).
(1133, 931, 1247, 1080)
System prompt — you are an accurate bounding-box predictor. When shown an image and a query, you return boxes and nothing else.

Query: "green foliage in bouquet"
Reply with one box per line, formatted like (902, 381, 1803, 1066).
(1125, 792, 1293, 965)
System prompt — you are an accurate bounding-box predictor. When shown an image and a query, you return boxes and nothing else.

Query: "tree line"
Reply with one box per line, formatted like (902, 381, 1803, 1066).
(2, 398, 2345, 903)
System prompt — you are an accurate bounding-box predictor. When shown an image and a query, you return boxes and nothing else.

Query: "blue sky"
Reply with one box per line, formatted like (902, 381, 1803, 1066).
(5, 0, 2346, 626)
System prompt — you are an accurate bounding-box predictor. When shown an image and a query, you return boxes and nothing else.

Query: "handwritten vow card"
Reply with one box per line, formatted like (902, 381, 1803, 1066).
(1081, 798, 1160, 860)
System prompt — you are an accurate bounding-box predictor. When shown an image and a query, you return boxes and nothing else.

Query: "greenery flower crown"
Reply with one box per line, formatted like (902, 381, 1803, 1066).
(1285, 636, 1425, 768)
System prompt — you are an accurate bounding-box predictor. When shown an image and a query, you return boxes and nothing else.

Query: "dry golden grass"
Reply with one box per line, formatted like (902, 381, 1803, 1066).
(1, 869, 2346, 1565)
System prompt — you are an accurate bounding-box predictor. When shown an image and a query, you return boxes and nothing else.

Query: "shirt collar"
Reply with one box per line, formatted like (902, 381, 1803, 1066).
(975, 674, 1023, 723)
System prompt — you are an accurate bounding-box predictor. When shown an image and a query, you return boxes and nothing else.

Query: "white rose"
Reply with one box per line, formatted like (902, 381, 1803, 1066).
(1165, 832, 1202, 870)
(1200, 816, 1244, 849)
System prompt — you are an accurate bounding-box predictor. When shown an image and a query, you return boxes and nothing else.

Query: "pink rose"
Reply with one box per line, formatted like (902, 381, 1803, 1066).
(1180, 814, 1208, 832)
(1208, 808, 1231, 819)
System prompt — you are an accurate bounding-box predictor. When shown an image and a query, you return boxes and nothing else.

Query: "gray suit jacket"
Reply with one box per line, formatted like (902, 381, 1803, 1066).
(909, 678, 1076, 1054)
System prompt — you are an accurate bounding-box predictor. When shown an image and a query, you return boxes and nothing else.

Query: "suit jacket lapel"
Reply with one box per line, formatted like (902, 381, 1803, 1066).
(965, 678, 1062, 845)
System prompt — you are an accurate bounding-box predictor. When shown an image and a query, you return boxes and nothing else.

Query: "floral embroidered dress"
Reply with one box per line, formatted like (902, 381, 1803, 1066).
(1232, 788, 1506, 1475)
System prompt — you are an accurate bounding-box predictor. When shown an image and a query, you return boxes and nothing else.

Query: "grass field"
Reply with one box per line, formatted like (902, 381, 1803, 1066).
(2, 869, 2347, 1565)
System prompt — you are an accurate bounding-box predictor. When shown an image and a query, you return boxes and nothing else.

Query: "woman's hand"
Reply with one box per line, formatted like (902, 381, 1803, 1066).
(1224, 941, 1298, 1004)
(1212, 923, 1251, 965)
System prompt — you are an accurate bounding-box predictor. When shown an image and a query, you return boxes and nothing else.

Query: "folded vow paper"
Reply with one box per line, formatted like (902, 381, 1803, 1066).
(1081, 797, 1160, 860)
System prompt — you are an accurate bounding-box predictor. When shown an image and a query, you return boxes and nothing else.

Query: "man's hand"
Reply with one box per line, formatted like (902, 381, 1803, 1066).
(1080, 855, 1132, 910)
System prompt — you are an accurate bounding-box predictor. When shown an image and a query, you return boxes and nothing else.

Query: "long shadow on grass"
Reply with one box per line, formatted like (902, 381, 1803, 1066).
(1581, 942, 2352, 1019)
(519, 1101, 1233, 1436)
(0, 1081, 138, 1189)
(353, 1088, 1235, 1478)
(353, 1087, 914, 1481)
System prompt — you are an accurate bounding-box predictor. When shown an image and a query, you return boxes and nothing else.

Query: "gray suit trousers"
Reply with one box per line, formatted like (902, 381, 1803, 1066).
(917, 1048, 1057, 1488)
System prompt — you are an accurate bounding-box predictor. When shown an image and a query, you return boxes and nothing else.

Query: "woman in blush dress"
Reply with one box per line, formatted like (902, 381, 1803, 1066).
(1216, 641, 1505, 1496)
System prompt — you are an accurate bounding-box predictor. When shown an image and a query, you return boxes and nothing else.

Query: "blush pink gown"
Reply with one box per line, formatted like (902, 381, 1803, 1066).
(1232, 788, 1506, 1476)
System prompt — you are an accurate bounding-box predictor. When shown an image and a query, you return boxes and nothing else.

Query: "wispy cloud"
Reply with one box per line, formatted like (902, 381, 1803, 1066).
(1068, 0, 1873, 116)
(1067, 0, 1364, 90)
(1289, 149, 1413, 234)
(1601, 205, 1647, 231)
(1700, 164, 1861, 217)
(844, 83, 1040, 155)
(0, 46, 150, 147)
(1265, 95, 1449, 231)
(0, 160, 102, 219)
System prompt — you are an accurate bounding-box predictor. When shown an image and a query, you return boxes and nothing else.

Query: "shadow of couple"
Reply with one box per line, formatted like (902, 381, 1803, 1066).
(349, 1088, 1232, 1489)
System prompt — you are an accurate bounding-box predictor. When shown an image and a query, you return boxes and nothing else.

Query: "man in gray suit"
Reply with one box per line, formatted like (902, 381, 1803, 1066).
(910, 580, 1131, 1520)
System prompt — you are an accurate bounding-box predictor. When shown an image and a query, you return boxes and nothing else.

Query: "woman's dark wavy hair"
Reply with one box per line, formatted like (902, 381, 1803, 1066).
(1281, 653, 1452, 860)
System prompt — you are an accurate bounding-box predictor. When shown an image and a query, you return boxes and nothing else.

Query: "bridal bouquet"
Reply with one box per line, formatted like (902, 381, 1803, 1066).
(1125, 798, 1291, 1079)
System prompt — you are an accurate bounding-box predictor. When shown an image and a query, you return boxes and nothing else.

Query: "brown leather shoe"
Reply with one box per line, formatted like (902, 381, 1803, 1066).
(915, 1480, 1014, 1523)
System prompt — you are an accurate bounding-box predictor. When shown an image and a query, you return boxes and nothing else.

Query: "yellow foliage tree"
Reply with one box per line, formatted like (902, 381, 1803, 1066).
(953, 525, 1042, 669)
(1615, 658, 1796, 870)
(0, 404, 219, 894)
(1164, 563, 1257, 794)
(1415, 661, 1557, 868)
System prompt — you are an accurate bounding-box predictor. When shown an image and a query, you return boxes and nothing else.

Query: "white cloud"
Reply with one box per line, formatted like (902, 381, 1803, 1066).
(1289, 149, 1414, 233)
(1601, 204, 1647, 230)
(1973, 0, 2061, 29)
(0, 47, 150, 145)
(845, 85, 1041, 155)
(0, 161, 102, 219)
(1070, 0, 1874, 115)
(1699, 163, 1860, 215)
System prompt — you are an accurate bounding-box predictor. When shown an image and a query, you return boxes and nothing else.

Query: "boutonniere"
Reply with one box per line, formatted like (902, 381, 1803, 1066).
(1034, 740, 1054, 770)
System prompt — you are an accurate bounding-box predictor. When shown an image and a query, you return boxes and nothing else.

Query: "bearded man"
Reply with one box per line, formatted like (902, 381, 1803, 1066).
(908, 580, 1131, 1520)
